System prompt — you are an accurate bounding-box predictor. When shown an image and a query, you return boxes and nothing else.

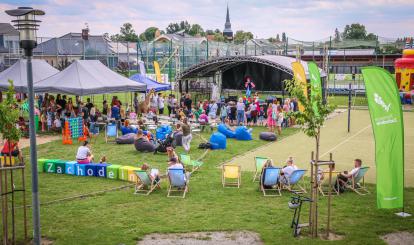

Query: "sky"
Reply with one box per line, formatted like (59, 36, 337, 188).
(0, 0, 413, 41)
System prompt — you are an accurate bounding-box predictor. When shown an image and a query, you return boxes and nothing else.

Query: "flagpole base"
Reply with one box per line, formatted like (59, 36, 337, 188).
(395, 212, 412, 217)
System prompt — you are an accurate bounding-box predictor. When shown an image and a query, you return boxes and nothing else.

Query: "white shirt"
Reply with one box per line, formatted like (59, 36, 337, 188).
(282, 165, 298, 178)
(158, 97, 165, 109)
(208, 103, 218, 118)
(76, 146, 90, 160)
(54, 119, 61, 128)
(349, 167, 360, 177)
(150, 95, 158, 108)
(236, 102, 245, 111)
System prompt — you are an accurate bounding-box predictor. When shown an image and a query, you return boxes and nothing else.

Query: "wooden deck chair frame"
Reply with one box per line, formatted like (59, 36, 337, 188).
(167, 169, 189, 198)
(253, 156, 269, 182)
(345, 167, 370, 195)
(105, 123, 118, 143)
(222, 164, 241, 188)
(180, 154, 204, 173)
(134, 170, 161, 195)
(318, 171, 339, 196)
(260, 167, 282, 196)
(281, 170, 307, 194)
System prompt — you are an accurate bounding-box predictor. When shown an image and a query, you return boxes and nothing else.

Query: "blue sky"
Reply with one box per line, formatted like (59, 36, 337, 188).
(0, 0, 413, 40)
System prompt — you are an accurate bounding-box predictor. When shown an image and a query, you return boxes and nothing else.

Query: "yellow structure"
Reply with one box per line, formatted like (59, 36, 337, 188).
(395, 49, 414, 91)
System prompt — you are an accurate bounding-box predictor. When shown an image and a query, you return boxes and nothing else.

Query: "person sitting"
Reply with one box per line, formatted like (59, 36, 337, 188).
(281, 156, 298, 184)
(167, 147, 178, 162)
(168, 156, 183, 169)
(335, 159, 362, 192)
(260, 159, 275, 189)
(111, 105, 120, 120)
(1, 140, 23, 163)
(76, 141, 94, 164)
(134, 129, 156, 152)
(141, 163, 160, 184)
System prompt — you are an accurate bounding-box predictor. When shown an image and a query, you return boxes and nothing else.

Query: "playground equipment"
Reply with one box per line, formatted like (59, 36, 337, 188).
(395, 49, 414, 91)
(62, 117, 87, 144)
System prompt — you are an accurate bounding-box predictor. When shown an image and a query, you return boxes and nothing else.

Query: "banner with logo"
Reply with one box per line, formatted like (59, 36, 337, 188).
(362, 67, 404, 209)
(153, 61, 162, 83)
(291, 61, 308, 111)
(307, 62, 322, 116)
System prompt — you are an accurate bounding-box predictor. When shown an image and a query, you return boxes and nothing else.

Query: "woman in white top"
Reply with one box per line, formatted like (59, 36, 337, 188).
(150, 91, 158, 113)
(157, 93, 165, 115)
(236, 98, 245, 126)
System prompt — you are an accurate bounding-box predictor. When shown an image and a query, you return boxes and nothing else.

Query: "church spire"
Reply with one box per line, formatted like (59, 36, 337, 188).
(223, 3, 233, 40)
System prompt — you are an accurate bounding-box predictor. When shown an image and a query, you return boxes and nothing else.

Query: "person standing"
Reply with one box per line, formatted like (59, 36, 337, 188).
(150, 91, 158, 114)
(208, 100, 218, 120)
(236, 98, 245, 126)
(184, 94, 192, 113)
(181, 118, 192, 153)
(158, 93, 165, 115)
(133, 92, 139, 113)
(167, 94, 173, 116)
(267, 103, 275, 132)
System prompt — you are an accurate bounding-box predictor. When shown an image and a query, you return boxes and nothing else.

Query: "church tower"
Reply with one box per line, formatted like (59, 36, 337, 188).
(223, 4, 233, 41)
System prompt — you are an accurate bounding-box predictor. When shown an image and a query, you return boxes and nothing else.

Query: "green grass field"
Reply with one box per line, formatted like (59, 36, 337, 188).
(3, 119, 414, 244)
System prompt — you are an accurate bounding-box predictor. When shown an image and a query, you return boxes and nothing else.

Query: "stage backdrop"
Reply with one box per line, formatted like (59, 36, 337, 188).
(222, 63, 292, 91)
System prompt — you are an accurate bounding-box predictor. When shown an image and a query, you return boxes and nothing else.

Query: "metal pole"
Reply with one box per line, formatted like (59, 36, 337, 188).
(348, 83, 351, 133)
(27, 55, 41, 244)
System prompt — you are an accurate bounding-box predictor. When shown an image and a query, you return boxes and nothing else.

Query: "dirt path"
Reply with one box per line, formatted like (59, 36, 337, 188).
(0, 134, 60, 149)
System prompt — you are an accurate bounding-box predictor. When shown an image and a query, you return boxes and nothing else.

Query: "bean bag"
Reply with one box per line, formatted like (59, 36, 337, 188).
(120, 126, 138, 135)
(209, 132, 227, 150)
(259, 132, 277, 141)
(134, 138, 156, 152)
(173, 131, 183, 146)
(156, 125, 172, 140)
(116, 133, 136, 144)
(217, 124, 236, 138)
(235, 126, 253, 141)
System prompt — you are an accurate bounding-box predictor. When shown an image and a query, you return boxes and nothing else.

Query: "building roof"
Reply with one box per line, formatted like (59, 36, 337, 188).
(0, 23, 19, 35)
(154, 33, 206, 44)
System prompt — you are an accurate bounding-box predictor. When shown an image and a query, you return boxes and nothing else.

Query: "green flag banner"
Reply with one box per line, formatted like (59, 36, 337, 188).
(362, 67, 404, 209)
(307, 62, 322, 116)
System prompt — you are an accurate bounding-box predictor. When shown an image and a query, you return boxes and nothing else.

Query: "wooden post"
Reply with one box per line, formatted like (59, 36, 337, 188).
(309, 151, 314, 235)
(326, 153, 333, 238)
(10, 169, 15, 244)
(4, 170, 8, 244)
(0, 169, 6, 245)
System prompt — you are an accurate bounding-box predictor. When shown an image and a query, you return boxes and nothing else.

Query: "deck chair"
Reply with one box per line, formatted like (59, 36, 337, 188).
(167, 168, 189, 198)
(105, 123, 118, 143)
(260, 167, 282, 196)
(134, 170, 161, 195)
(222, 164, 241, 188)
(318, 170, 339, 196)
(282, 169, 307, 193)
(253, 156, 269, 182)
(89, 122, 100, 143)
(346, 167, 370, 195)
(180, 154, 204, 172)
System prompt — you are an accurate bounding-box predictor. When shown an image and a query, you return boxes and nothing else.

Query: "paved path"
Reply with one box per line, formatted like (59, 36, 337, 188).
(1, 135, 60, 150)
(228, 110, 414, 186)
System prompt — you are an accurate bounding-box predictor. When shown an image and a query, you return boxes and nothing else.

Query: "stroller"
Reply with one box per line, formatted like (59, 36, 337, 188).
(154, 133, 176, 154)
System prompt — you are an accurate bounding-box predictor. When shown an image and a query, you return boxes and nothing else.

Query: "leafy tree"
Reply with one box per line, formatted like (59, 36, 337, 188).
(282, 32, 287, 42)
(213, 32, 226, 42)
(139, 27, 159, 41)
(284, 76, 334, 237)
(334, 28, 341, 42)
(234, 30, 254, 44)
(342, 23, 376, 40)
(276, 34, 280, 42)
(166, 21, 191, 34)
(379, 45, 402, 54)
(205, 29, 214, 35)
(0, 80, 22, 162)
(214, 29, 221, 34)
(189, 24, 205, 36)
(111, 23, 139, 42)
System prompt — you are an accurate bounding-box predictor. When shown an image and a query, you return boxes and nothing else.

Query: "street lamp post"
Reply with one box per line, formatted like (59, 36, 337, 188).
(5, 7, 45, 245)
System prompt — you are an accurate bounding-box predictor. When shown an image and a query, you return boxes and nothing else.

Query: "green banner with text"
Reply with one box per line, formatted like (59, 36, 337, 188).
(307, 62, 322, 116)
(362, 67, 404, 209)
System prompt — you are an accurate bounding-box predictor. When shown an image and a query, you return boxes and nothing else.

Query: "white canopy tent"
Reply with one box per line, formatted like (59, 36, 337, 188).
(34, 60, 147, 95)
(0, 59, 59, 92)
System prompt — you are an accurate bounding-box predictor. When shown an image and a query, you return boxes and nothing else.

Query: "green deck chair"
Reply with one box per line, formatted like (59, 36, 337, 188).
(134, 170, 161, 195)
(180, 154, 203, 172)
(253, 156, 269, 182)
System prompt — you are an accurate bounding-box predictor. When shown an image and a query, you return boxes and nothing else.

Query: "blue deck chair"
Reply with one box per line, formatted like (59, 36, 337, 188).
(253, 156, 269, 182)
(282, 169, 307, 193)
(260, 167, 282, 196)
(346, 166, 370, 195)
(167, 168, 188, 198)
(134, 170, 161, 195)
(105, 123, 118, 143)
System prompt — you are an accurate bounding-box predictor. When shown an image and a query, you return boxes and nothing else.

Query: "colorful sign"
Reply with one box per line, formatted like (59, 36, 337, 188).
(291, 61, 308, 111)
(307, 62, 322, 116)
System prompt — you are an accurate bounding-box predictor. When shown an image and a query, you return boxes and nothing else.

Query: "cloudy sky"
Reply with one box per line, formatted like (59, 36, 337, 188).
(0, 0, 413, 41)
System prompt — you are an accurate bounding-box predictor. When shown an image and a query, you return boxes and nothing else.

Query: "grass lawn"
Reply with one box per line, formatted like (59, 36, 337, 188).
(6, 126, 414, 244)
(328, 95, 368, 107)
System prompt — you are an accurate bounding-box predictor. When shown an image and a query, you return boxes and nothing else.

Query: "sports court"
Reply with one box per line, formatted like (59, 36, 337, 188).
(229, 109, 414, 186)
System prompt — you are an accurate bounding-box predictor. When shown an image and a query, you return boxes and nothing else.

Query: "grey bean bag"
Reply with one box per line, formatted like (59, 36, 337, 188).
(259, 132, 277, 141)
(173, 131, 183, 146)
(116, 133, 136, 144)
(134, 138, 156, 152)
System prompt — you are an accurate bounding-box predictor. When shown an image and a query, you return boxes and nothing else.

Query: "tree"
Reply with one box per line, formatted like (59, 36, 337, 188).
(213, 32, 226, 42)
(233, 30, 254, 44)
(205, 29, 214, 35)
(276, 34, 280, 42)
(189, 24, 205, 36)
(342, 23, 376, 40)
(111, 23, 139, 42)
(0, 80, 22, 164)
(334, 28, 341, 42)
(284, 77, 334, 238)
(166, 21, 191, 34)
(282, 32, 287, 42)
(139, 27, 159, 41)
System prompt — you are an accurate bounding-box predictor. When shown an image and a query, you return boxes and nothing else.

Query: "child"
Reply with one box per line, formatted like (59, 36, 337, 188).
(220, 104, 227, 123)
(46, 110, 52, 131)
(258, 106, 265, 126)
(53, 115, 62, 132)
(141, 163, 160, 184)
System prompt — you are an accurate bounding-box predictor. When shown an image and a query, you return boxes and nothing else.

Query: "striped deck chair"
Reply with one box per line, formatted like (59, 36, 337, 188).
(222, 164, 241, 188)
(260, 167, 282, 196)
(282, 169, 307, 193)
(253, 156, 269, 182)
(346, 167, 370, 195)
(134, 170, 161, 195)
(318, 170, 339, 196)
(167, 168, 189, 198)
(180, 154, 204, 172)
(105, 123, 118, 143)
